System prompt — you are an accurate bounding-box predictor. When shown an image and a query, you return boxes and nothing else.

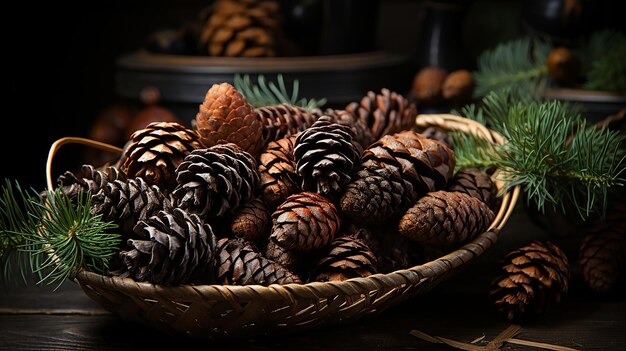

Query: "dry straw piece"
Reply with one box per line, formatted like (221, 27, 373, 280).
(46, 114, 520, 339)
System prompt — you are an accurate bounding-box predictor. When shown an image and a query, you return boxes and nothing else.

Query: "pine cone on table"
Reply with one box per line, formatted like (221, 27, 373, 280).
(258, 135, 301, 209)
(447, 167, 498, 210)
(256, 103, 318, 146)
(230, 197, 271, 245)
(316, 108, 375, 150)
(313, 235, 378, 282)
(489, 241, 570, 321)
(57, 164, 127, 198)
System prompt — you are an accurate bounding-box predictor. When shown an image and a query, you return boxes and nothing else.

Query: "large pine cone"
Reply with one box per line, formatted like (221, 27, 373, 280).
(57, 164, 127, 198)
(579, 201, 626, 293)
(195, 83, 263, 156)
(216, 238, 301, 285)
(340, 130, 456, 223)
(448, 168, 498, 210)
(316, 108, 375, 149)
(294, 116, 360, 198)
(262, 238, 303, 273)
(230, 197, 271, 244)
(398, 191, 494, 249)
(313, 235, 378, 282)
(257, 103, 317, 146)
(489, 241, 570, 321)
(258, 135, 301, 209)
(118, 122, 201, 190)
(174, 143, 259, 219)
(270, 192, 341, 251)
(119, 208, 218, 285)
(345, 88, 417, 141)
(199, 0, 282, 57)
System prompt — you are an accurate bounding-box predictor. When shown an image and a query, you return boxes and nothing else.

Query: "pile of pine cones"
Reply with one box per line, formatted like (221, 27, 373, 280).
(57, 82, 499, 287)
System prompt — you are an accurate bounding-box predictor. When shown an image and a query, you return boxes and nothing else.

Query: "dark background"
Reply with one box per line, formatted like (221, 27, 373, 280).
(3, 0, 624, 192)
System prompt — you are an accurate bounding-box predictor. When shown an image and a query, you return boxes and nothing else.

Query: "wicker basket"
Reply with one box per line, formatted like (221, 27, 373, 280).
(45, 114, 520, 339)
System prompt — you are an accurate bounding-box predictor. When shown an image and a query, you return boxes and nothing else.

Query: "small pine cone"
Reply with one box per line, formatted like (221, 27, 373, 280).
(174, 143, 259, 219)
(316, 108, 375, 149)
(489, 241, 570, 321)
(448, 168, 498, 210)
(294, 116, 360, 197)
(419, 126, 451, 148)
(379, 229, 424, 273)
(119, 208, 218, 285)
(195, 83, 263, 156)
(90, 177, 173, 233)
(579, 201, 626, 293)
(398, 191, 495, 249)
(216, 238, 301, 285)
(270, 192, 341, 251)
(230, 197, 271, 244)
(258, 135, 301, 209)
(263, 238, 303, 273)
(57, 164, 127, 198)
(345, 88, 417, 141)
(256, 103, 317, 146)
(313, 235, 378, 282)
(118, 121, 201, 190)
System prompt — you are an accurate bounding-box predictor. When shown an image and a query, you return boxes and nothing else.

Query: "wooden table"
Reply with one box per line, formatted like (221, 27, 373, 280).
(1, 208, 624, 350)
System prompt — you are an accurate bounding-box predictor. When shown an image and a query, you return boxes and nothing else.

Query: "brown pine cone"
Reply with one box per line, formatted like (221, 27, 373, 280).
(256, 103, 317, 146)
(398, 191, 494, 249)
(313, 235, 378, 282)
(412, 66, 448, 106)
(448, 168, 498, 210)
(579, 201, 626, 293)
(230, 197, 271, 244)
(216, 238, 301, 285)
(263, 238, 303, 273)
(57, 164, 127, 198)
(195, 83, 263, 156)
(442, 69, 475, 106)
(345, 88, 417, 141)
(198, 0, 282, 57)
(489, 241, 570, 321)
(270, 192, 340, 251)
(316, 108, 375, 149)
(118, 121, 201, 190)
(258, 135, 301, 209)
(419, 126, 451, 148)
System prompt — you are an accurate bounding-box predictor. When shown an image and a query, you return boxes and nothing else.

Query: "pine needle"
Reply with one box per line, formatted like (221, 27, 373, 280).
(234, 73, 327, 111)
(582, 30, 626, 92)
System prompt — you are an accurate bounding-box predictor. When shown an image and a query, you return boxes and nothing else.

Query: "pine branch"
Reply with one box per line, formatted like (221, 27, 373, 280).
(234, 73, 327, 111)
(582, 30, 626, 92)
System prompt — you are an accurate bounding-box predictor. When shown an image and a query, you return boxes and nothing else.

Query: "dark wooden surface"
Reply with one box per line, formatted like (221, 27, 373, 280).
(1, 207, 625, 351)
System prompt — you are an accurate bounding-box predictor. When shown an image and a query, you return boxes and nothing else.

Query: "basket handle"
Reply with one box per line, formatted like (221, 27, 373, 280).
(46, 137, 123, 192)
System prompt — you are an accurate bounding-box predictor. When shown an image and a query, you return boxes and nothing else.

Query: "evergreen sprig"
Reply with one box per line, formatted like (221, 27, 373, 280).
(582, 30, 626, 92)
(234, 73, 327, 111)
(451, 92, 626, 220)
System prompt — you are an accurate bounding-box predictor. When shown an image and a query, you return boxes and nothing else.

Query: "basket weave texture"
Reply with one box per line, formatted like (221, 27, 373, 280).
(49, 114, 520, 339)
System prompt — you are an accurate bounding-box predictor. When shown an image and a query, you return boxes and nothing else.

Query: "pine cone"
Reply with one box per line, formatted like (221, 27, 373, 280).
(398, 191, 494, 249)
(294, 116, 360, 198)
(57, 164, 127, 198)
(489, 241, 570, 321)
(263, 238, 303, 273)
(118, 121, 201, 190)
(230, 197, 271, 244)
(198, 0, 282, 57)
(91, 177, 174, 233)
(173, 143, 259, 219)
(316, 108, 375, 149)
(313, 235, 378, 282)
(448, 168, 498, 210)
(345, 88, 417, 141)
(270, 192, 340, 251)
(195, 83, 263, 156)
(216, 238, 301, 285)
(258, 135, 301, 209)
(119, 208, 218, 285)
(419, 126, 451, 148)
(340, 130, 456, 223)
(256, 103, 317, 146)
(579, 201, 626, 293)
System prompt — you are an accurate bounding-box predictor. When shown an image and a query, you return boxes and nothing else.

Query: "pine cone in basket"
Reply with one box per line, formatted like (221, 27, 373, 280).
(579, 201, 626, 293)
(216, 237, 301, 285)
(119, 208, 218, 285)
(489, 241, 570, 321)
(313, 235, 378, 282)
(174, 143, 259, 219)
(316, 108, 375, 150)
(230, 197, 271, 245)
(340, 130, 456, 224)
(398, 190, 494, 249)
(270, 192, 341, 251)
(199, 0, 282, 57)
(294, 115, 361, 198)
(195, 83, 263, 156)
(258, 135, 301, 209)
(256, 103, 318, 146)
(447, 167, 498, 210)
(419, 126, 451, 148)
(57, 164, 127, 198)
(118, 121, 201, 190)
(345, 88, 417, 141)
(262, 238, 304, 273)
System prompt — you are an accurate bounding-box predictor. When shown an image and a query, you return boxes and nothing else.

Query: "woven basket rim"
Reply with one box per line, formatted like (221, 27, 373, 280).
(48, 113, 520, 294)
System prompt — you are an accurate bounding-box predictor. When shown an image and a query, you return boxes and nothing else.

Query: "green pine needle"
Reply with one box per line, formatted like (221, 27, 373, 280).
(234, 73, 327, 111)
(582, 30, 626, 92)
